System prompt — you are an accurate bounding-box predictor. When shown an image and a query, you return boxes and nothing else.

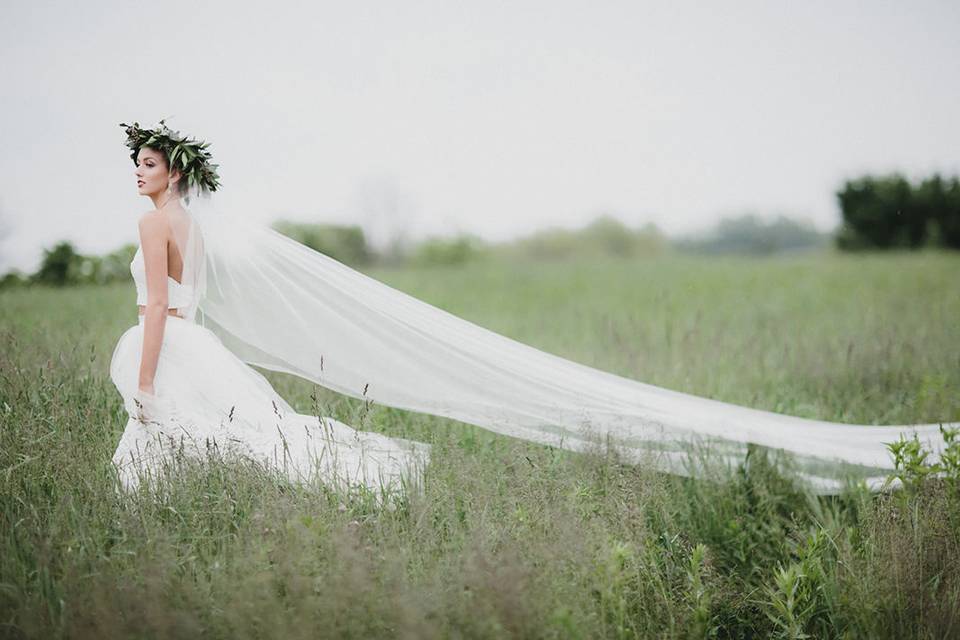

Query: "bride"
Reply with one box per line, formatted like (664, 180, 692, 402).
(110, 122, 431, 501)
(110, 120, 955, 500)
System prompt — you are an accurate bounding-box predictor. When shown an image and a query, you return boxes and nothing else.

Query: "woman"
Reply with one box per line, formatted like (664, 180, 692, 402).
(110, 122, 432, 501)
(111, 121, 954, 499)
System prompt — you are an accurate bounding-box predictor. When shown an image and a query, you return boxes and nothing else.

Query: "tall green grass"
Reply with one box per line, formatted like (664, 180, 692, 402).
(1, 251, 958, 638)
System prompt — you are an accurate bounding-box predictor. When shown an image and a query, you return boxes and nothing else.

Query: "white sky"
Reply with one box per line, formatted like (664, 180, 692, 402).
(1, 0, 958, 271)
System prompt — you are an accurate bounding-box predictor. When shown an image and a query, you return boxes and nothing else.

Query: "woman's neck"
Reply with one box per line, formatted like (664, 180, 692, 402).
(150, 190, 179, 211)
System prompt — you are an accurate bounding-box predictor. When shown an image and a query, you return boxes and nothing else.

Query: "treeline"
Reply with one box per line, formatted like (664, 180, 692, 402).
(0, 242, 137, 289)
(673, 215, 830, 256)
(835, 173, 960, 250)
(270, 215, 669, 267)
(0, 217, 670, 287)
(407, 216, 669, 266)
(0, 212, 891, 289)
(3, 172, 957, 288)
(271, 220, 372, 266)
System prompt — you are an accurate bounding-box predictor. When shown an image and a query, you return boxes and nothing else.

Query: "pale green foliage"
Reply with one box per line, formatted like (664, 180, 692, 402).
(885, 425, 960, 494)
(685, 544, 715, 639)
(271, 220, 372, 267)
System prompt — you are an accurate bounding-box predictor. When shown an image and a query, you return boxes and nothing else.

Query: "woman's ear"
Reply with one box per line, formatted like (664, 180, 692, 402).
(168, 168, 183, 190)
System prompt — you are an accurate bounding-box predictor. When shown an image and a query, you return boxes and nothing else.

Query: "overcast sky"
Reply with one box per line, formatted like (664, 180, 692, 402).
(1, 0, 958, 271)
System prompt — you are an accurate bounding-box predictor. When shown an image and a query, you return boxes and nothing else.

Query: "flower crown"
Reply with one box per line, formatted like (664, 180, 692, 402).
(120, 119, 221, 193)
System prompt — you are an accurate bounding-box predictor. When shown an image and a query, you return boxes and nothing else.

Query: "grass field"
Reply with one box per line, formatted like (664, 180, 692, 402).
(1, 250, 959, 638)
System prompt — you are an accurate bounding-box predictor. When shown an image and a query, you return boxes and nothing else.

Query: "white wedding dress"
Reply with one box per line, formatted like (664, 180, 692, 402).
(109, 209, 431, 499)
(110, 202, 955, 498)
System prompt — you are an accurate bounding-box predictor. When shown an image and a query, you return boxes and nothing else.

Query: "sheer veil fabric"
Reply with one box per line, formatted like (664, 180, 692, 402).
(111, 201, 432, 502)
(172, 196, 956, 495)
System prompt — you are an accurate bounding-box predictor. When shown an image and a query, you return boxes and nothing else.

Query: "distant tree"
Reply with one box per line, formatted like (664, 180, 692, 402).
(32, 242, 81, 286)
(411, 235, 486, 266)
(940, 176, 960, 249)
(271, 220, 372, 266)
(513, 227, 579, 260)
(95, 244, 139, 284)
(503, 215, 667, 260)
(835, 173, 960, 250)
(1, 240, 146, 288)
(836, 174, 917, 249)
(913, 174, 960, 250)
(0, 270, 26, 290)
(675, 214, 828, 255)
(354, 176, 418, 255)
(581, 216, 646, 257)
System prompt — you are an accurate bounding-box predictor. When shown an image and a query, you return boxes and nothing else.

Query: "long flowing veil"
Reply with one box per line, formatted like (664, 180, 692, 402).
(186, 196, 955, 493)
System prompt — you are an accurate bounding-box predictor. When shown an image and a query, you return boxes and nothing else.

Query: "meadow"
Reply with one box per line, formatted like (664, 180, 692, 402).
(1, 249, 959, 639)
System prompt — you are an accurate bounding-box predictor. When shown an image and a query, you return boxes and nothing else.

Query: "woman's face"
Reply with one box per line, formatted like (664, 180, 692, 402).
(135, 146, 176, 197)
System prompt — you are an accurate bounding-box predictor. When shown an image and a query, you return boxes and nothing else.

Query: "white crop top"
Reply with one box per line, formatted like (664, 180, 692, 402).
(130, 245, 196, 310)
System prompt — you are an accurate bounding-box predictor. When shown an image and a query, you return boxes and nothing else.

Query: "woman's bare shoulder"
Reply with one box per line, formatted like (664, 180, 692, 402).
(138, 208, 165, 221)
(138, 210, 168, 236)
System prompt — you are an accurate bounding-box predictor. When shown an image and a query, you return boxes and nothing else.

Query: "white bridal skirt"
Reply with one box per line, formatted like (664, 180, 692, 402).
(109, 315, 431, 501)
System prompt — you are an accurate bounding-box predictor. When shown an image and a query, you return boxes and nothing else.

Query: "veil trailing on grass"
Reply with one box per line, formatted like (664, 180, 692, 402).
(186, 196, 954, 494)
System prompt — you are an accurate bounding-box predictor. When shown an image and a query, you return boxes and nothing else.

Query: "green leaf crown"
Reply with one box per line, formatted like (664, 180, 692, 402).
(120, 119, 221, 193)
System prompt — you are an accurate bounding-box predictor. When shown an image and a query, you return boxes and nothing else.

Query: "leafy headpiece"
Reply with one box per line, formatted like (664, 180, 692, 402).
(120, 119, 221, 193)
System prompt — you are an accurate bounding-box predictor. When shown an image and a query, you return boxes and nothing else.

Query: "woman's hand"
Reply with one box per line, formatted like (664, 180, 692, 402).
(136, 380, 157, 422)
(133, 387, 160, 424)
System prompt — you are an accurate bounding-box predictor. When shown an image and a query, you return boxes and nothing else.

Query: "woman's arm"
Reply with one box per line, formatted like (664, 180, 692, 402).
(138, 210, 169, 394)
